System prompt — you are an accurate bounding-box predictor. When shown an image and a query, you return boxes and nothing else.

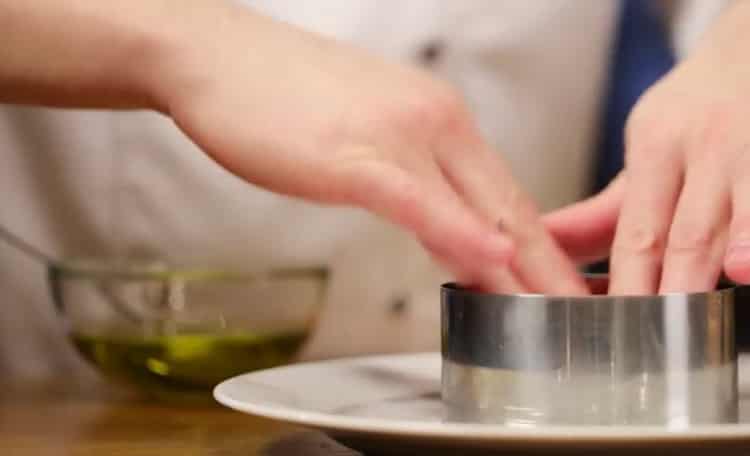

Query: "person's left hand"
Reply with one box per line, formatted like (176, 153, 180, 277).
(544, 2, 750, 294)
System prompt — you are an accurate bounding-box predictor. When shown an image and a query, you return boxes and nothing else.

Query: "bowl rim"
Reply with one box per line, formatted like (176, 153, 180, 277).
(47, 258, 329, 283)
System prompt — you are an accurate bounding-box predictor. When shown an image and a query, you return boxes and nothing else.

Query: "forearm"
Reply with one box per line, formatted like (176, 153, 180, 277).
(0, 0, 235, 111)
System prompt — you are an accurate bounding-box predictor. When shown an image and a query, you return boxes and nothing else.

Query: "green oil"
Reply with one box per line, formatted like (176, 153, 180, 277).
(71, 330, 309, 401)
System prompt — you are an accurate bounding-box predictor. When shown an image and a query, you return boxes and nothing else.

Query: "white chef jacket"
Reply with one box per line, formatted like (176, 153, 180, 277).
(0, 0, 730, 383)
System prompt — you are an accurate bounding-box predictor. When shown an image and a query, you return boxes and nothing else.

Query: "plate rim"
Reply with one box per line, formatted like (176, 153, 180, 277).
(214, 352, 750, 443)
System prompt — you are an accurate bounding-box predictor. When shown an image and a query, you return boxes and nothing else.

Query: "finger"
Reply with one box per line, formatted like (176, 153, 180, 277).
(724, 169, 750, 283)
(429, 250, 526, 294)
(609, 152, 683, 295)
(344, 159, 521, 289)
(543, 173, 626, 265)
(659, 165, 730, 293)
(436, 141, 587, 295)
(477, 268, 527, 294)
(415, 163, 528, 293)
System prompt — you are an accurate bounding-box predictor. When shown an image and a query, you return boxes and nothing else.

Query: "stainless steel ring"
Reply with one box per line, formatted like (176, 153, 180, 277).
(441, 276, 739, 426)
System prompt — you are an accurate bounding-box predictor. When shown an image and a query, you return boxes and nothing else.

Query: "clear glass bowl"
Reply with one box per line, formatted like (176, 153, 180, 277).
(47, 259, 328, 402)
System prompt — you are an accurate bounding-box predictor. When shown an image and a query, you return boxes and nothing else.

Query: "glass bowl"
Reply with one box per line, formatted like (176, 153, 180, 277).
(47, 259, 328, 402)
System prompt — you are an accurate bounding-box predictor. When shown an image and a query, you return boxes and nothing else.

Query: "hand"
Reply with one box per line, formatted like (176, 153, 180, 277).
(153, 3, 586, 294)
(0, 0, 585, 294)
(545, 2, 750, 294)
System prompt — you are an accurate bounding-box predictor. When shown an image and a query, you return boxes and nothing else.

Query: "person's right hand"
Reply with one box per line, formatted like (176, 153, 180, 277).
(144, 2, 586, 294)
(0, 0, 570, 294)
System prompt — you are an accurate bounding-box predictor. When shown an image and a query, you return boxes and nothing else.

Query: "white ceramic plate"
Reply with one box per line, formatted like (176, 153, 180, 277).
(215, 353, 750, 452)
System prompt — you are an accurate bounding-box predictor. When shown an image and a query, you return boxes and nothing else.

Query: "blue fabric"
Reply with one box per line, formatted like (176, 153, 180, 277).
(588, 0, 675, 273)
(593, 0, 676, 192)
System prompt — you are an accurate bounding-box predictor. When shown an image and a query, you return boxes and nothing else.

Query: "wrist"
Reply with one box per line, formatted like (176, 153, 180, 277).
(144, 1, 255, 115)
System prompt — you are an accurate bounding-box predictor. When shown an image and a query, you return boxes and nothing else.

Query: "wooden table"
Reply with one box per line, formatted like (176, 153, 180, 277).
(5, 379, 750, 455)
(0, 381, 360, 456)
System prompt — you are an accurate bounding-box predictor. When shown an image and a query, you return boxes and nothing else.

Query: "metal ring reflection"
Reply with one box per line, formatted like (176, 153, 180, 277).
(441, 276, 739, 426)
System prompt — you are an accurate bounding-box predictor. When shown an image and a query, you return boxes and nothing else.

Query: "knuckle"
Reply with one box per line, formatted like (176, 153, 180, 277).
(625, 131, 677, 169)
(390, 80, 470, 140)
(348, 161, 423, 221)
(685, 103, 739, 160)
(496, 185, 539, 237)
(624, 102, 680, 167)
(665, 221, 717, 255)
(326, 149, 395, 203)
(613, 224, 666, 256)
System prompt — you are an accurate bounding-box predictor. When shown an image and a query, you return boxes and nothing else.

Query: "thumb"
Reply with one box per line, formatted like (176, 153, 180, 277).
(543, 173, 626, 265)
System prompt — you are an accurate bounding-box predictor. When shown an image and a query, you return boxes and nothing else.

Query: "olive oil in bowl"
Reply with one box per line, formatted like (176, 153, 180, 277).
(51, 262, 328, 402)
(72, 330, 309, 401)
